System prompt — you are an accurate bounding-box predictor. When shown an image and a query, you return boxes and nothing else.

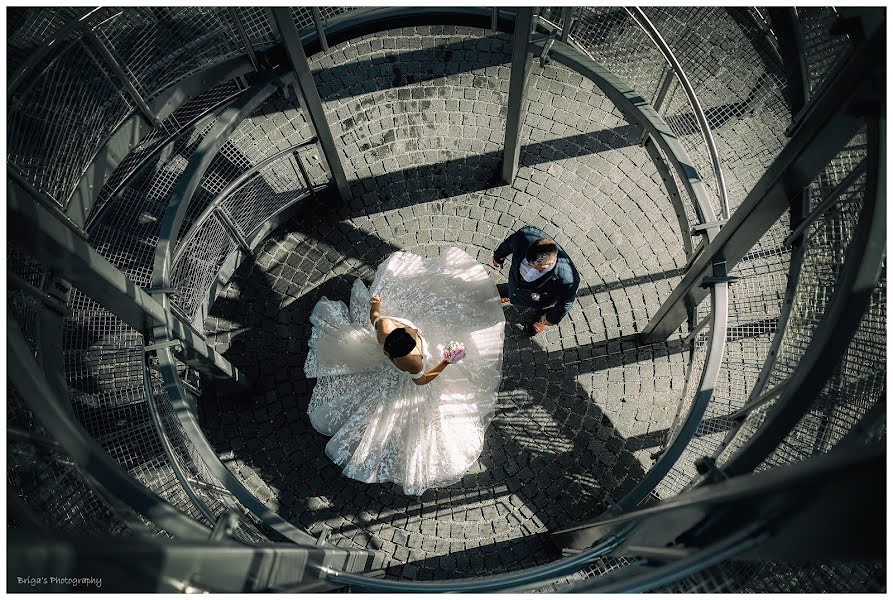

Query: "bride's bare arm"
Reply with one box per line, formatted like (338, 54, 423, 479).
(369, 295, 382, 323)
(370, 296, 393, 344)
(411, 358, 449, 386)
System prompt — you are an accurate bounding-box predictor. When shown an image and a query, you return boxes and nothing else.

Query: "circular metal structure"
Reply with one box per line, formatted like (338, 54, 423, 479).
(6, 5, 885, 593)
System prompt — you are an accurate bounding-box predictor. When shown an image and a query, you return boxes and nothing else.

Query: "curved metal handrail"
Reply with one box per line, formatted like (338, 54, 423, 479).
(152, 344, 318, 545)
(150, 71, 287, 295)
(7, 314, 213, 542)
(324, 523, 637, 593)
(141, 349, 218, 526)
(171, 137, 318, 266)
(624, 8, 731, 221)
(618, 279, 728, 511)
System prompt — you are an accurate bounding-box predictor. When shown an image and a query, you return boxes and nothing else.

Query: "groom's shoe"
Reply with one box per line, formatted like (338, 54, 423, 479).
(529, 320, 547, 336)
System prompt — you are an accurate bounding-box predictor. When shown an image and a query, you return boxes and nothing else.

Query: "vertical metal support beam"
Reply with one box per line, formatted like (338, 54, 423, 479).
(560, 7, 575, 42)
(228, 7, 259, 71)
(89, 32, 160, 127)
(640, 25, 884, 342)
(270, 8, 351, 201)
(311, 7, 330, 52)
(766, 8, 809, 114)
(638, 66, 675, 145)
(501, 7, 535, 185)
(651, 67, 675, 113)
(491, 7, 499, 32)
(35, 274, 75, 418)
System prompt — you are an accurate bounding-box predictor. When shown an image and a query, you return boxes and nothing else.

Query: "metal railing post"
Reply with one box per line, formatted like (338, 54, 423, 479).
(501, 7, 535, 184)
(269, 8, 352, 201)
(559, 7, 575, 43)
(292, 149, 319, 201)
(311, 7, 330, 52)
(213, 208, 252, 255)
(89, 31, 161, 127)
(228, 7, 259, 71)
(638, 66, 675, 145)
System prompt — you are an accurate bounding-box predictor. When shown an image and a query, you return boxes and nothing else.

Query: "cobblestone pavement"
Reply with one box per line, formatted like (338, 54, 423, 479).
(200, 26, 708, 578)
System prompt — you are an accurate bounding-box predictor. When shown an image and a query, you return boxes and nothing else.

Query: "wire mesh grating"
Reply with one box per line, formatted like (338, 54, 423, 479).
(232, 8, 278, 50)
(798, 7, 852, 97)
(7, 7, 95, 75)
(8, 36, 135, 207)
(759, 263, 885, 470)
(716, 128, 871, 468)
(90, 78, 246, 228)
(652, 559, 885, 593)
(93, 7, 244, 100)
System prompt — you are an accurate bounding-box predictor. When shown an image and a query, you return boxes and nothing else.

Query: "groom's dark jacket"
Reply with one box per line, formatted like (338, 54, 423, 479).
(494, 225, 580, 324)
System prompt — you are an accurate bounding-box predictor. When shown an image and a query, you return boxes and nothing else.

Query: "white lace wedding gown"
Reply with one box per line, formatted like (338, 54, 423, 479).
(304, 247, 505, 495)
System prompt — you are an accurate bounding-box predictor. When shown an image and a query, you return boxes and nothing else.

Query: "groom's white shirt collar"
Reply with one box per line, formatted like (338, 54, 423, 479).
(520, 258, 556, 283)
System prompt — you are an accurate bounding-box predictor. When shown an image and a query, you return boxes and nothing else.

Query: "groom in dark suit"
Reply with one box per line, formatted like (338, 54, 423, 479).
(492, 225, 581, 335)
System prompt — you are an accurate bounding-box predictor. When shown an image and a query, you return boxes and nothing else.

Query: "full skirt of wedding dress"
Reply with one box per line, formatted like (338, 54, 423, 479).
(304, 247, 505, 496)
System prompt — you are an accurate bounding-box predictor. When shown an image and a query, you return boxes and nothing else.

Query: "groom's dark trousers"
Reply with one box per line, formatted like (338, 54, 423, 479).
(494, 225, 581, 324)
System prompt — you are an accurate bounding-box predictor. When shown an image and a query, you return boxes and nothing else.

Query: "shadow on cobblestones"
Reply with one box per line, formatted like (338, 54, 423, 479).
(311, 34, 512, 102)
(200, 222, 687, 577)
(194, 22, 703, 577)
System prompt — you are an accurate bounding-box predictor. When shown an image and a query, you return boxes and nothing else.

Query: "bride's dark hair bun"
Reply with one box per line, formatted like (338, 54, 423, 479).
(384, 328, 416, 358)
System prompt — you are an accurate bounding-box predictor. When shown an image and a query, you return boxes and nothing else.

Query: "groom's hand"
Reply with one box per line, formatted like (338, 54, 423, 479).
(491, 255, 505, 269)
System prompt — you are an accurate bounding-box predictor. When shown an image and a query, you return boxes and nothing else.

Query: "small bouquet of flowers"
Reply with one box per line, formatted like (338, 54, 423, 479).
(442, 341, 466, 364)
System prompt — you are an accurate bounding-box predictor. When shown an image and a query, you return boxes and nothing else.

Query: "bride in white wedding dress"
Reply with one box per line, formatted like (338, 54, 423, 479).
(303, 247, 505, 496)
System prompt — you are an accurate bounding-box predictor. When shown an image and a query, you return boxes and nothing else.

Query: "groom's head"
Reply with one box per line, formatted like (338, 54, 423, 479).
(525, 237, 558, 270)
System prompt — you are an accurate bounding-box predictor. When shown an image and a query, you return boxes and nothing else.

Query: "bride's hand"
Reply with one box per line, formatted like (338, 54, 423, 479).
(370, 295, 382, 308)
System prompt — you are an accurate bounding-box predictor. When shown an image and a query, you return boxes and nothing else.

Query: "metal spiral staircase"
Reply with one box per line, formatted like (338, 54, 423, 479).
(7, 6, 885, 593)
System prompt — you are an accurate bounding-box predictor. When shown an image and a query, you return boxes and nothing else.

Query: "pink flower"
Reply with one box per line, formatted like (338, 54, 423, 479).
(442, 341, 466, 364)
